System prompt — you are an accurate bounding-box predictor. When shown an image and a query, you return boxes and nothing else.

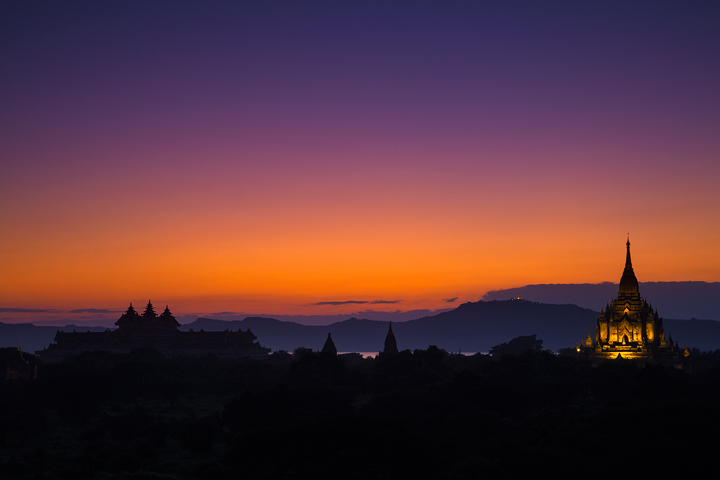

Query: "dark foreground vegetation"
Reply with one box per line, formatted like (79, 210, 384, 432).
(3, 345, 720, 479)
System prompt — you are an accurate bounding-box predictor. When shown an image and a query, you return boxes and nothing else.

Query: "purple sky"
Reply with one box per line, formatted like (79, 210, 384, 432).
(2, 1, 719, 323)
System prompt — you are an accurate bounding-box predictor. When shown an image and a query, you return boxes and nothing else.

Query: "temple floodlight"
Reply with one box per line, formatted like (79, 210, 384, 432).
(579, 238, 682, 364)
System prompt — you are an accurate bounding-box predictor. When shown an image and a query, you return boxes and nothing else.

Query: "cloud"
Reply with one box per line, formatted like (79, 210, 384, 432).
(1, 307, 124, 314)
(68, 308, 123, 314)
(310, 300, 401, 306)
(312, 301, 368, 306)
(210, 311, 245, 316)
(443, 297, 459, 303)
(0, 308, 61, 313)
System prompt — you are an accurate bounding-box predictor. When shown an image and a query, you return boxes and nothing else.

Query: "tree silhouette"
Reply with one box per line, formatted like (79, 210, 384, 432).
(490, 334, 544, 357)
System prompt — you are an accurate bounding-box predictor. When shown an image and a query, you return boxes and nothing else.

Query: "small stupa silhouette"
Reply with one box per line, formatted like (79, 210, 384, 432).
(383, 322, 398, 355)
(322, 332, 337, 355)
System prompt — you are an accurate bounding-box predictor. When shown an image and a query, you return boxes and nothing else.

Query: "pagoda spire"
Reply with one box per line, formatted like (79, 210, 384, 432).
(158, 304, 180, 327)
(115, 301, 140, 327)
(321, 332, 337, 355)
(383, 322, 398, 355)
(125, 302, 138, 316)
(143, 300, 157, 318)
(618, 236, 639, 297)
(624, 235, 633, 271)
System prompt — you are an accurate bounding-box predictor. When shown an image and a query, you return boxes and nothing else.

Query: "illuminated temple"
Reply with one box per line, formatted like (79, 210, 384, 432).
(35, 301, 270, 361)
(580, 239, 682, 363)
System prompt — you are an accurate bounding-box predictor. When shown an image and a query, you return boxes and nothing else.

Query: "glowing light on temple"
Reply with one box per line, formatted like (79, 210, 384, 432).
(579, 239, 682, 364)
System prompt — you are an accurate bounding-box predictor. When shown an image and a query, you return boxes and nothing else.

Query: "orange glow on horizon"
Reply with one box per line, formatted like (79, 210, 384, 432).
(2, 215, 717, 317)
(2, 1, 720, 324)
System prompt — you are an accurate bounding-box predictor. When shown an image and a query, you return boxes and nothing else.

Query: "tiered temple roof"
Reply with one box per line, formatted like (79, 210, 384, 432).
(581, 239, 680, 363)
(36, 301, 270, 361)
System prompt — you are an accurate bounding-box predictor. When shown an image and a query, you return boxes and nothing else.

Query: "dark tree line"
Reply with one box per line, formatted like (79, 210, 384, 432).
(2, 344, 720, 479)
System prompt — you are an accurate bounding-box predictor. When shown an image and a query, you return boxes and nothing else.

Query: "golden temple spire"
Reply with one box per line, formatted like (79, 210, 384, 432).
(618, 236, 639, 297)
(625, 234, 632, 270)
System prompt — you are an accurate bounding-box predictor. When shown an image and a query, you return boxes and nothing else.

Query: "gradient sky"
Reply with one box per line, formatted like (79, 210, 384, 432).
(1, 1, 719, 322)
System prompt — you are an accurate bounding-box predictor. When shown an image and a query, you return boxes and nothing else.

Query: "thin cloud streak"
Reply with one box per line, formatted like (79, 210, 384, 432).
(443, 297, 459, 303)
(310, 300, 401, 306)
(68, 308, 123, 314)
(0, 308, 61, 313)
(1, 307, 123, 314)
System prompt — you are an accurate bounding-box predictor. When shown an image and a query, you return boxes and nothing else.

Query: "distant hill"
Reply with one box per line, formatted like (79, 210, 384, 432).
(0, 322, 112, 355)
(176, 308, 454, 326)
(664, 319, 720, 351)
(183, 300, 720, 353)
(184, 300, 602, 352)
(5, 299, 720, 355)
(482, 281, 720, 320)
(399, 300, 599, 352)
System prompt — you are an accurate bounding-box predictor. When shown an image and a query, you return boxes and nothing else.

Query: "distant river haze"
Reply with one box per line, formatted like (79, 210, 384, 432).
(337, 352, 484, 358)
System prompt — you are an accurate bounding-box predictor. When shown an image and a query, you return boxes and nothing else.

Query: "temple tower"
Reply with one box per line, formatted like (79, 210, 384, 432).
(142, 300, 157, 320)
(115, 300, 179, 335)
(586, 238, 678, 361)
(322, 332, 337, 355)
(383, 323, 398, 355)
(159, 305, 180, 327)
(115, 303, 140, 327)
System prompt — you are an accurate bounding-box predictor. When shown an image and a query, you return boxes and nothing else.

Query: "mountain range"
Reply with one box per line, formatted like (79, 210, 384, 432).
(181, 300, 720, 353)
(483, 281, 720, 320)
(5, 299, 720, 355)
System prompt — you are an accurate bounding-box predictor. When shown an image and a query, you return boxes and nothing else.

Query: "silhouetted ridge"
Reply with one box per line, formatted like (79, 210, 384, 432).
(482, 281, 719, 320)
(182, 301, 603, 352)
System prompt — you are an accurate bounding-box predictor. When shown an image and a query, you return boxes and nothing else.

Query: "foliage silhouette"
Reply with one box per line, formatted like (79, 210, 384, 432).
(489, 334, 544, 357)
(2, 344, 720, 478)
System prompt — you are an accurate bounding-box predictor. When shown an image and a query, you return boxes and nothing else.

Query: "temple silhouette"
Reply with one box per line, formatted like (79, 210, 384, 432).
(35, 301, 270, 361)
(381, 322, 398, 355)
(321, 332, 337, 355)
(579, 239, 685, 363)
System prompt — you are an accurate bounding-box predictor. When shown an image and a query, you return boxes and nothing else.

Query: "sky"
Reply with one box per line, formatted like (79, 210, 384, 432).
(1, 1, 719, 324)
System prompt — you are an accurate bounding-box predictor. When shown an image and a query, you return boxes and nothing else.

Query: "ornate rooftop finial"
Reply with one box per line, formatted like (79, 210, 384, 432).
(618, 236, 639, 297)
(124, 303, 138, 316)
(143, 300, 157, 318)
(155, 304, 179, 327)
(116, 301, 140, 327)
